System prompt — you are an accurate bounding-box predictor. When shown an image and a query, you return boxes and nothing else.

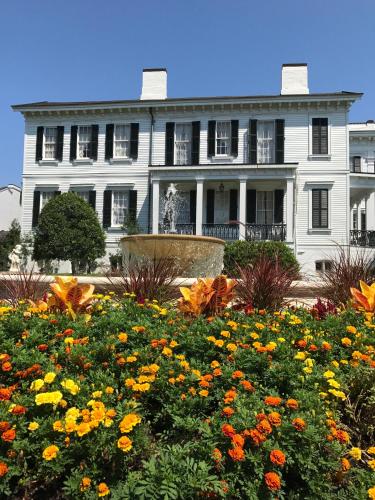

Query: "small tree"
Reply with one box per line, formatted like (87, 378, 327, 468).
(33, 193, 106, 274)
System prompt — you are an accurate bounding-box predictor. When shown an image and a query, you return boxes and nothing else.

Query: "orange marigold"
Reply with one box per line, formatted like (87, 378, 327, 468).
(231, 433, 245, 448)
(228, 446, 245, 461)
(0, 462, 8, 477)
(249, 428, 267, 446)
(270, 449, 286, 466)
(222, 407, 235, 417)
(240, 380, 255, 392)
(264, 471, 281, 491)
(292, 418, 306, 432)
(0, 421, 10, 432)
(2, 362, 12, 372)
(212, 448, 222, 462)
(232, 370, 244, 379)
(341, 458, 351, 472)
(222, 423, 235, 438)
(286, 398, 299, 410)
(11, 405, 26, 415)
(256, 419, 272, 435)
(0, 389, 11, 401)
(268, 412, 282, 426)
(264, 396, 282, 406)
(336, 429, 350, 444)
(1, 429, 15, 442)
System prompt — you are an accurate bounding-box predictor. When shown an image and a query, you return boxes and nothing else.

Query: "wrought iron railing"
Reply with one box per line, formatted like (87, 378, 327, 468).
(158, 223, 196, 235)
(202, 224, 239, 240)
(245, 224, 286, 241)
(350, 230, 375, 247)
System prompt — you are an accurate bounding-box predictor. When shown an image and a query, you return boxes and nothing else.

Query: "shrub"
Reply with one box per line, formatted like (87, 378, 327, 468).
(224, 241, 299, 278)
(0, 266, 49, 304)
(235, 254, 294, 310)
(0, 220, 21, 271)
(319, 246, 375, 306)
(32, 192, 106, 274)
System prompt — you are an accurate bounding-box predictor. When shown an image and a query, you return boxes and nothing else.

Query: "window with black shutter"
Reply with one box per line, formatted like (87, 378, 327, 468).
(89, 191, 96, 211)
(229, 189, 238, 221)
(275, 119, 285, 164)
(105, 124, 114, 160)
(32, 191, 41, 227)
(102, 190, 112, 228)
(206, 189, 215, 223)
(207, 121, 216, 157)
(56, 126, 64, 162)
(312, 189, 328, 228)
(246, 189, 256, 223)
(190, 190, 196, 223)
(130, 123, 139, 159)
(191, 121, 200, 165)
(231, 120, 239, 157)
(352, 156, 361, 173)
(35, 127, 44, 162)
(274, 189, 284, 223)
(361, 209, 366, 231)
(312, 118, 328, 155)
(129, 190, 137, 222)
(70, 126, 78, 161)
(165, 122, 175, 165)
(91, 125, 99, 161)
(249, 120, 257, 164)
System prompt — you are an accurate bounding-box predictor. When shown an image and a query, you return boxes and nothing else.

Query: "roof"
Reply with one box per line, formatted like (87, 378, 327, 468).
(12, 91, 363, 112)
(0, 184, 21, 192)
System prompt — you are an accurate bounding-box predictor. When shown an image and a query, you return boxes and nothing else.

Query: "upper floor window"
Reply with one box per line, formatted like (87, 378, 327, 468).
(44, 127, 57, 159)
(114, 124, 130, 158)
(78, 126, 92, 159)
(257, 121, 275, 164)
(312, 188, 328, 228)
(36, 126, 64, 162)
(175, 123, 192, 165)
(312, 118, 328, 155)
(216, 121, 231, 155)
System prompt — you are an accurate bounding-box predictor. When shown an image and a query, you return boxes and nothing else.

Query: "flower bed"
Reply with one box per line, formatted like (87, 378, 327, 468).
(0, 293, 375, 498)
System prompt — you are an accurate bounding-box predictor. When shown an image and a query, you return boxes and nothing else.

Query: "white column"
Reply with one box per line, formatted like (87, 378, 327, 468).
(367, 192, 375, 230)
(239, 178, 247, 240)
(152, 179, 160, 234)
(196, 179, 204, 236)
(286, 178, 294, 242)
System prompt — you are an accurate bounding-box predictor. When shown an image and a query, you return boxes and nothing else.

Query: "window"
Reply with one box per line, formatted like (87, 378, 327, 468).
(257, 191, 273, 224)
(40, 191, 54, 212)
(312, 118, 328, 155)
(352, 156, 361, 173)
(315, 260, 332, 273)
(361, 209, 366, 231)
(112, 191, 129, 227)
(175, 123, 192, 165)
(216, 121, 231, 155)
(257, 121, 275, 164)
(353, 210, 358, 230)
(44, 127, 57, 159)
(75, 191, 90, 203)
(312, 189, 328, 228)
(78, 126, 92, 159)
(114, 124, 130, 158)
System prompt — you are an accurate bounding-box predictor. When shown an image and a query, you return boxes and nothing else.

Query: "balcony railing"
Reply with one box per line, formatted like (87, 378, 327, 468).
(159, 223, 196, 235)
(202, 223, 239, 240)
(246, 224, 286, 241)
(350, 230, 375, 247)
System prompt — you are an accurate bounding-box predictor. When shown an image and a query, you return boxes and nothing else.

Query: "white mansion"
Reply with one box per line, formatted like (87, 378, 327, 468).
(12, 64, 375, 275)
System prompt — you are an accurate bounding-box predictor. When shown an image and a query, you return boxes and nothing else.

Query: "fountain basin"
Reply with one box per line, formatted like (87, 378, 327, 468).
(120, 234, 225, 278)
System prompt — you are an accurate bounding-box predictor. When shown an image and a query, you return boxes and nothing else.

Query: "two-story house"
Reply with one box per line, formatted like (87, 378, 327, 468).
(12, 64, 364, 275)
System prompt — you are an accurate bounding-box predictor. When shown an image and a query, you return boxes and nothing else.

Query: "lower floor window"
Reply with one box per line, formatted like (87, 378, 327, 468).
(75, 191, 90, 203)
(112, 191, 129, 227)
(257, 191, 273, 224)
(40, 191, 55, 211)
(315, 260, 332, 273)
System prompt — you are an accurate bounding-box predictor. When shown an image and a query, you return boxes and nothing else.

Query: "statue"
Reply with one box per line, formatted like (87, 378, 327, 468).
(9, 244, 22, 272)
(163, 183, 179, 233)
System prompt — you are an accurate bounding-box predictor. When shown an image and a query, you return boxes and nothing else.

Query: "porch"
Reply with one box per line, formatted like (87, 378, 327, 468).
(350, 181, 375, 246)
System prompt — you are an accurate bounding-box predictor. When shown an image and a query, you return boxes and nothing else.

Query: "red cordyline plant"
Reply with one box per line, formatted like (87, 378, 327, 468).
(106, 256, 184, 304)
(310, 298, 337, 320)
(234, 253, 295, 311)
(0, 266, 49, 305)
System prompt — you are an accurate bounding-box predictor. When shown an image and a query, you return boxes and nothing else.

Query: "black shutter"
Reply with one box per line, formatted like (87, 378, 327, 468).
(165, 122, 175, 165)
(32, 191, 41, 228)
(129, 190, 137, 221)
(105, 124, 114, 160)
(54, 191, 61, 197)
(229, 189, 238, 221)
(89, 190, 96, 211)
(274, 189, 284, 223)
(36, 126, 44, 162)
(249, 120, 257, 164)
(190, 190, 196, 223)
(91, 125, 99, 161)
(275, 119, 285, 164)
(312, 118, 328, 155)
(353, 156, 361, 173)
(206, 189, 215, 223)
(130, 123, 139, 159)
(312, 189, 328, 228)
(320, 118, 328, 154)
(56, 126, 64, 162)
(191, 121, 200, 164)
(231, 120, 239, 157)
(103, 190, 112, 228)
(246, 189, 256, 223)
(207, 120, 216, 157)
(70, 126, 78, 161)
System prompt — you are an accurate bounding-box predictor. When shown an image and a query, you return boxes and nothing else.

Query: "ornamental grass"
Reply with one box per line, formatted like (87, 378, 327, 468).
(0, 285, 374, 498)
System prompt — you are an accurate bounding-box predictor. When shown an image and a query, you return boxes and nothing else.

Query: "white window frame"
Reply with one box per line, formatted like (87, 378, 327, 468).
(174, 122, 192, 165)
(39, 191, 55, 213)
(215, 121, 231, 156)
(308, 115, 331, 158)
(111, 190, 129, 228)
(306, 181, 333, 233)
(77, 125, 92, 159)
(74, 191, 90, 203)
(113, 124, 131, 159)
(43, 127, 58, 160)
(257, 120, 276, 164)
(256, 191, 274, 224)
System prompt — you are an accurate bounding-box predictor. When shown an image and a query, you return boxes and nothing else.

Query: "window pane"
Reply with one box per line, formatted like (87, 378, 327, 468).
(257, 121, 275, 164)
(114, 125, 130, 158)
(78, 126, 92, 158)
(40, 191, 54, 211)
(112, 191, 129, 226)
(256, 191, 273, 224)
(216, 121, 231, 155)
(175, 123, 192, 165)
(44, 127, 57, 159)
(75, 191, 89, 203)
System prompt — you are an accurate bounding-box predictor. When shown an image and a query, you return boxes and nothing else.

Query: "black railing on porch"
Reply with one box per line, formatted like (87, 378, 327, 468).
(245, 224, 286, 242)
(202, 223, 239, 240)
(350, 230, 375, 247)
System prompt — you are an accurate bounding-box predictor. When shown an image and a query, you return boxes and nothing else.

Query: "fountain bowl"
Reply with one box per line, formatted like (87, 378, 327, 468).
(120, 234, 225, 278)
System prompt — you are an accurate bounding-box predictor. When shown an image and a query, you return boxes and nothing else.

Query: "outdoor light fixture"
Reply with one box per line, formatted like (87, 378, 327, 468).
(219, 183, 224, 192)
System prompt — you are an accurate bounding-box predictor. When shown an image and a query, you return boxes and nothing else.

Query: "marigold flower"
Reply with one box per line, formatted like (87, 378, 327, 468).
(368, 460, 375, 471)
(226, 343, 237, 352)
(2, 429, 16, 442)
(0, 422, 10, 432)
(44, 372, 56, 384)
(42, 445, 59, 461)
(232, 433, 245, 448)
(222, 407, 235, 417)
(0, 389, 11, 401)
(228, 446, 245, 461)
(341, 457, 351, 472)
(257, 419, 272, 435)
(240, 380, 255, 391)
(264, 396, 282, 406)
(341, 337, 352, 347)
(368, 486, 375, 500)
(76, 422, 91, 437)
(346, 325, 357, 334)
(368, 447, 375, 455)
(270, 449, 286, 466)
(199, 389, 209, 397)
(97, 482, 110, 497)
(0, 462, 8, 477)
(118, 332, 128, 342)
(11, 404, 26, 415)
(28, 422, 39, 431)
(35, 391, 63, 406)
(336, 429, 350, 443)
(212, 448, 222, 462)
(292, 418, 306, 432)
(268, 412, 282, 426)
(80, 477, 91, 492)
(119, 414, 141, 434)
(232, 370, 244, 379)
(264, 471, 281, 491)
(248, 428, 267, 446)
(117, 435, 132, 452)
(222, 423, 235, 438)
(61, 379, 80, 395)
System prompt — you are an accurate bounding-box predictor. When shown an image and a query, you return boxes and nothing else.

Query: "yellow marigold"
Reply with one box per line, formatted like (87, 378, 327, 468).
(126, 356, 137, 363)
(118, 332, 128, 342)
(61, 379, 80, 395)
(30, 379, 45, 391)
(331, 360, 339, 368)
(53, 420, 64, 432)
(76, 422, 91, 437)
(368, 447, 375, 455)
(368, 487, 375, 500)
(349, 447, 362, 461)
(170, 340, 178, 348)
(64, 337, 74, 344)
(199, 389, 209, 397)
(328, 379, 340, 389)
(346, 325, 357, 334)
(105, 386, 114, 394)
(226, 343, 237, 352)
(125, 378, 136, 388)
(132, 383, 150, 392)
(65, 420, 77, 433)
(80, 477, 91, 492)
(97, 482, 110, 497)
(42, 445, 59, 461)
(328, 389, 346, 400)
(35, 391, 63, 406)
(162, 347, 172, 357)
(117, 435, 133, 452)
(323, 370, 335, 379)
(294, 352, 306, 361)
(368, 460, 375, 471)
(220, 330, 230, 338)
(28, 422, 39, 431)
(352, 351, 362, 360)
(214, 339, 224, 347)
(211, 360, 220, 368)
(341, 337, 352, 347)
(119, 413, 142, 434)
(44, 372, 56, 384)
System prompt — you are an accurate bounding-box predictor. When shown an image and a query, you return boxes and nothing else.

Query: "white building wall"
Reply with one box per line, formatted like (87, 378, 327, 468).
(0, 185, 22, 231)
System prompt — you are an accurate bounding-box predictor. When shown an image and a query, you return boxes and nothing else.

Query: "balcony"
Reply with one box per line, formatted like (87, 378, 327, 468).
(350, 230, 375, 247)
(159, 223, 286, 241)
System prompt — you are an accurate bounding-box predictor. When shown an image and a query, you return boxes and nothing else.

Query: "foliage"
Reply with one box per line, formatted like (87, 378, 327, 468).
(0, 266, 49, 305)
(0, 290, 374, 498)
(223, 240, 299, 278)
(178, 275, 236, 316)
(351, 280, 375, 313)
(0, 220, 21, 271)
(121, 213, 142, 235)
(106, 256, 183, 304)
(48, 276, 95, 319)
(320, 246, 375, 306)
(32, 193, 106, 274)
(310, 298, 337, 320)
(234, 254, 294, 310)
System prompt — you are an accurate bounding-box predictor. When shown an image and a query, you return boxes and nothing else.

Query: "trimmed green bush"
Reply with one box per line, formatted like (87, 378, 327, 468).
(223, 240, 299, 278)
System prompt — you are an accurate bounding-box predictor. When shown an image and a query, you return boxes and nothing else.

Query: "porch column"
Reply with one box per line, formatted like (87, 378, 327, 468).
(152, 179, 160, 234)
(196, 179, 204, 236)
(367, 192, 375, 230)
(286, 178, 294, 242)
(239, 178, 247, 240)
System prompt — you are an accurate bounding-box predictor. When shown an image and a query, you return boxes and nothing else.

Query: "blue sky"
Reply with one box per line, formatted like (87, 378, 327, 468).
(1, 0, 374, 186)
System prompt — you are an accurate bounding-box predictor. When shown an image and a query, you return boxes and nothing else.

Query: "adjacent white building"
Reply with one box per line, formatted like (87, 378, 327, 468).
(0, 184, 22, 231)
(12, 64, 372, 275)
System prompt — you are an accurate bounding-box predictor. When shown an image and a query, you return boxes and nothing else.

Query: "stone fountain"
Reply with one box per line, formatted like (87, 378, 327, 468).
(120, 183, 225, 277)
